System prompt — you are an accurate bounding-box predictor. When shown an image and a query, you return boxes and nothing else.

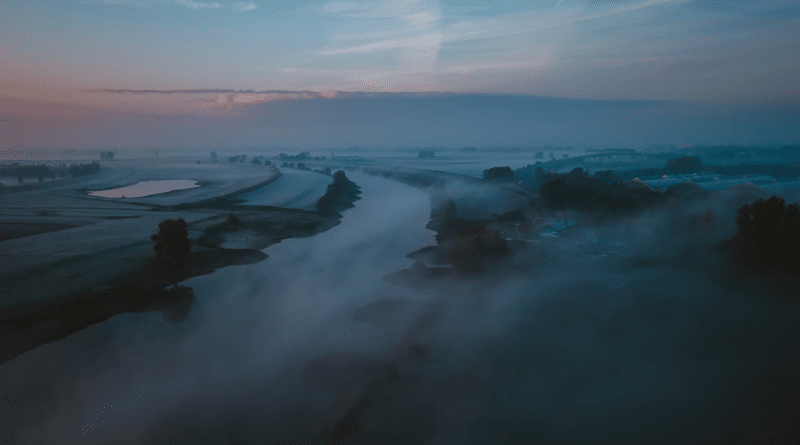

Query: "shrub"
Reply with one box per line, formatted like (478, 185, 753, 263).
(723, 196, 800, 274)
(150, 218, 192, 262)
(447, 224, 511, 274)
(483, 166, 516, 183)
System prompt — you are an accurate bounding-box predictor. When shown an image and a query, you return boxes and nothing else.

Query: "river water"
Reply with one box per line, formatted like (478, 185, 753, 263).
(1, 172, 434, 444)
(5, 172, 800, 444)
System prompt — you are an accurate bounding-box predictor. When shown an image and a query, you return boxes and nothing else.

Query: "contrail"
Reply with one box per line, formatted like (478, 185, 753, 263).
(553, 0, 564, 10)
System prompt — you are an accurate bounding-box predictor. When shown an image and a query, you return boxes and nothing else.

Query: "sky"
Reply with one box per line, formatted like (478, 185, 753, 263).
(1, 0, 799, 153)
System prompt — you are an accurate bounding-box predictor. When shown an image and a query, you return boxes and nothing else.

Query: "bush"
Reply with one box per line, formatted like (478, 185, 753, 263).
(724, 196, 800, 274)
(150, 218, 192, 262)
(594, 170, 620, 184)
(447, 224, 511, 274)
(483, 166, 516, 183)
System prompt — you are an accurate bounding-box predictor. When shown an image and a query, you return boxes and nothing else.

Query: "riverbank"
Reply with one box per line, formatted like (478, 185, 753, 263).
(0, 169, 361, 364)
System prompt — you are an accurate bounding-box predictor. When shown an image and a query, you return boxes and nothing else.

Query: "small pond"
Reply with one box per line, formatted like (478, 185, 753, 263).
(89, 180, 199, 198)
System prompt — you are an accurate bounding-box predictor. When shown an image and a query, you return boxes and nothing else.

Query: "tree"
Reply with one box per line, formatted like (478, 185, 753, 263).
(150, 218, 192, 262)
(724, 196, 800, 274)
(594, 170, 620, 184)
(100, 152, 107, 160)
(106, 151, 114, 160)
(483, 166, 516, 182)
(447, 224, 511, 275)
(535, 151, 544, 159)
(210, 151, 218, 161)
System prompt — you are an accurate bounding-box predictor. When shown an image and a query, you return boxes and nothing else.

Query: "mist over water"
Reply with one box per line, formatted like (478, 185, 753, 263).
(1, 172, 434, 444)
(4, 170, 800, 444)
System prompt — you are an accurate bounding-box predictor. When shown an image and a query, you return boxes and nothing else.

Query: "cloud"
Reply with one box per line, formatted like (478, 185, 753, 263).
(321, 2, 372, 13)
(175, 0, 221, 10)
(320, 32, 441, 56)
(233, 2, 257, 11)
(404, 11, 438, 25)
(78, 0, 153, 6)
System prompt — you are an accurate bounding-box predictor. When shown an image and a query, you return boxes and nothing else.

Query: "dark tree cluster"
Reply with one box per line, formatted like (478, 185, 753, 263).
(593, 170, 620, 185)
(514, 164, 546, 190)
(99, 151, 114, 160)
(1, 164, 52, 179)
(278, 152, 311, 162)
(538, 168, 666, 219)
(315, 170, 362, 214)
(426, 198, 473, 245)
(69, 162, 101, 177)
(150, 218, 192, 262)
(483, 166, 516, 183)
(447, 224, 511, 275)
(722, 196, 800, 275)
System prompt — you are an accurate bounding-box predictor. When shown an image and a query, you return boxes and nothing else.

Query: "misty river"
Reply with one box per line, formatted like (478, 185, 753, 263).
(5, 171, 800, 445)
(2, 172, 434, 444)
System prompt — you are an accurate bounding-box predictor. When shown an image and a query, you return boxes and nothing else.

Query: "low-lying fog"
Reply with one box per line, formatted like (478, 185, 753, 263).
(3, 170, 800, 444)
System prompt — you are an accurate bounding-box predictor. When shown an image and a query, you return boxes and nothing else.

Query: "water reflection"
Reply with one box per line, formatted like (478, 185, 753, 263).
(89, 180, 199, 198)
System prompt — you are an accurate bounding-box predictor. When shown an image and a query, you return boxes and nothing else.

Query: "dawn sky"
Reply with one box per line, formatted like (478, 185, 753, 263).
(1, 0, 798, 152)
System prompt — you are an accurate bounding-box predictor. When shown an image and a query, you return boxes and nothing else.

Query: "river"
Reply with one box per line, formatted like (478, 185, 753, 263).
(1, 172, 434, 444)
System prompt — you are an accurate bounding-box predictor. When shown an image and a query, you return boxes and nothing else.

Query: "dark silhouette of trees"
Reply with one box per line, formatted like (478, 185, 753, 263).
(483, 166, 516, 182)
(228, 155, 240, 163)
(69, 162, 101, 177)
(278, 152, 310, 162)
(723, 196, 800, 274)
(427, 198, 471, 244)
(535, 151, 544, 159)
(150, 218, 192, 262)
(594, 170, 620, 184)
(665, 156, 702, 174)
(316, 170, 361, 214)
(447, 224, 511, 275)
(210, 151, 218, 161)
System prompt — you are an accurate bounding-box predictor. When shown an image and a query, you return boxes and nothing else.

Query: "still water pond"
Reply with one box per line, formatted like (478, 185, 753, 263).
(89, 180, 199, 198)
